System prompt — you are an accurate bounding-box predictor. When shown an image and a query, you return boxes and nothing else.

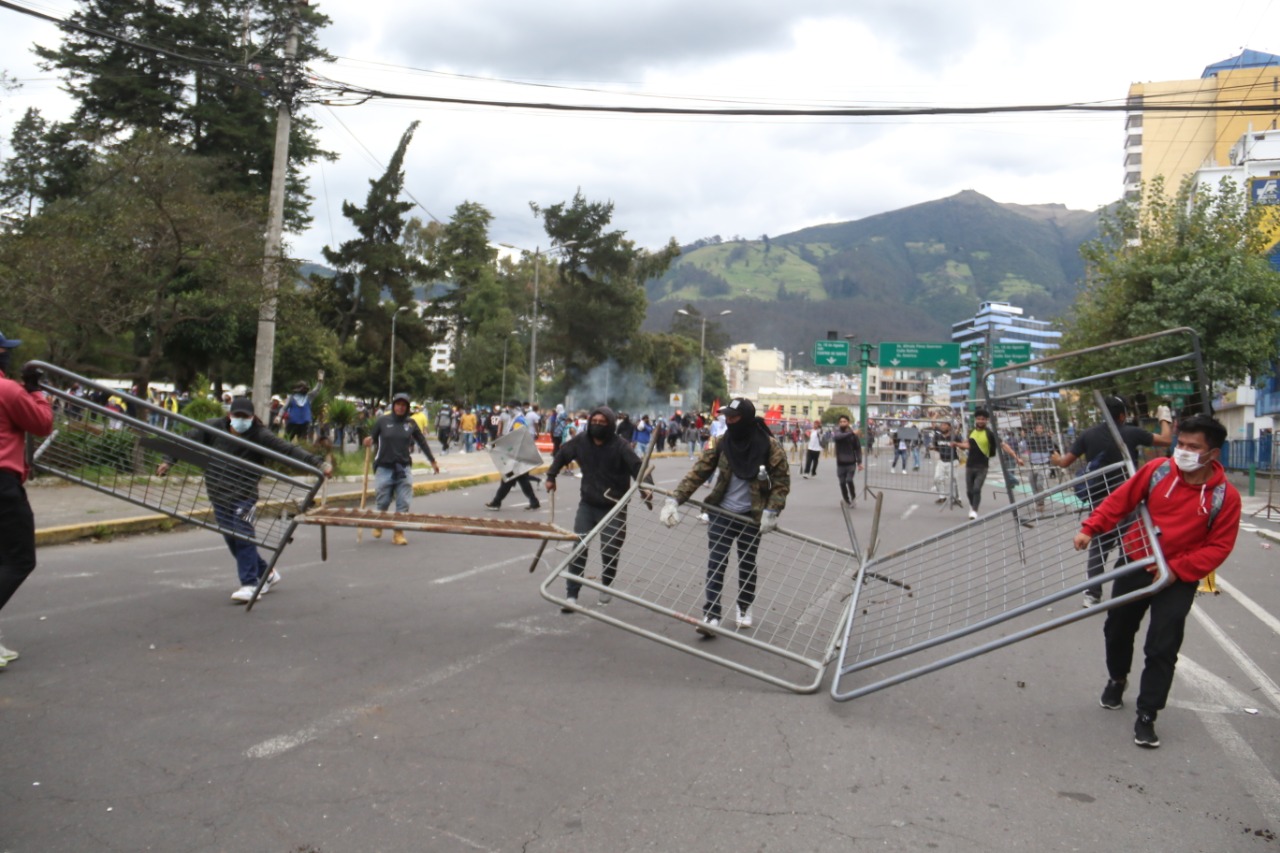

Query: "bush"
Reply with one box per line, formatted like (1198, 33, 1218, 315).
(180, 396, 225, 423)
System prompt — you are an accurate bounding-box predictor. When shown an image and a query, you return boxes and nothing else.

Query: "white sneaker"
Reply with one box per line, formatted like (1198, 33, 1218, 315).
(968, 510, 978, 520)
(230, 585, 257, 603)
(696, 616, 721, 637)
(0, 642, 18, 662)
(698, 512, 710, 523)
(560, 595, 578, 613)
(735, 607, 753, 629)
(598, 591, 613, 605)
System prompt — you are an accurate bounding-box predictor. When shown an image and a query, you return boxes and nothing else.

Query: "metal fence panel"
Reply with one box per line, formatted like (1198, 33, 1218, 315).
(861, 412, 967, 507)
(538, 485, 861, 693)
(831, 329, 1207, 701)
(27, 362, 323, 564)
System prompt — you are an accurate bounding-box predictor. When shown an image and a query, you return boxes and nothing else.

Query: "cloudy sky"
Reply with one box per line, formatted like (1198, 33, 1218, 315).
(2, 0, 1279, 263)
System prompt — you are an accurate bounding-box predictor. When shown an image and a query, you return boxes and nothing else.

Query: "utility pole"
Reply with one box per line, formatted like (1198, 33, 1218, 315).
(250, 2, 302, 423)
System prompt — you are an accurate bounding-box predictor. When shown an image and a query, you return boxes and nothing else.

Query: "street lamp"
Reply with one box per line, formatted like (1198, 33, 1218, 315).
(499, 240, 578, 406)
(500, 330, 519, 403)
(388, 305, 410, 402)
(677, 308, 732, 410)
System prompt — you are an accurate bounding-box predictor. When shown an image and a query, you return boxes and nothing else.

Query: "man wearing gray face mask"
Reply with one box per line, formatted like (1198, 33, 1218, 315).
(158, 396, 331, 603)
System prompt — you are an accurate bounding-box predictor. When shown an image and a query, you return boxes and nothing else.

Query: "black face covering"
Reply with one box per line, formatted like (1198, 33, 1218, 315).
(586, 405, 618, 442)
(720, 399, 771, 480)
(588, 423, 609, 440)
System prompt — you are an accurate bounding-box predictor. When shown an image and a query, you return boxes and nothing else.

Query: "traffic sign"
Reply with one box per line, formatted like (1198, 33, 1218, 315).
(1154, 381, 1195, 397)
(877, 342, 962, 370)
(813, 340, 851, 366)
(989, 342, 1032, 368)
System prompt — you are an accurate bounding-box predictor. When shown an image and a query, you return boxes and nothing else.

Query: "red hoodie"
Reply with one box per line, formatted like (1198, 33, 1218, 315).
(1081, 456, 1240, 583)
(0, 370, 54, 482)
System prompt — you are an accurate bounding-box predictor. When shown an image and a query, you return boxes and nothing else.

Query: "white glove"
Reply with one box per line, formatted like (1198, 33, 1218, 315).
(1155, 405, 1172, 423)
(760, 510, 779, 534)
(320, 461, 334, 477)
(659, 498, 681, 528)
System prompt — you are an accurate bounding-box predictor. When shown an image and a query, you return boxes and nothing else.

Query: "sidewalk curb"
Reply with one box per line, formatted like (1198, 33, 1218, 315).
(32, 464, 566, 546)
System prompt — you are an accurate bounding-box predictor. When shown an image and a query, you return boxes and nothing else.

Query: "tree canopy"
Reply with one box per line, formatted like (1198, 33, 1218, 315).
(1061, 175, 1280, 388)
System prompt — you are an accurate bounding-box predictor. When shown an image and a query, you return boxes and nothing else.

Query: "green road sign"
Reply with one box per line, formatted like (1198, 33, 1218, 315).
(813, 340, 851, 366)
(877, 342, 962, 370)
(1154, 381, 1195, 396)
(989, 342, 1033, 368)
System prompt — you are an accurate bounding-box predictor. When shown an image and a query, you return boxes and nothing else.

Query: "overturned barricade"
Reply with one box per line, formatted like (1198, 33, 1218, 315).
(27, 363, 326, 605)
(538, 483, 870, 694)
(831, 328, 1211, 701)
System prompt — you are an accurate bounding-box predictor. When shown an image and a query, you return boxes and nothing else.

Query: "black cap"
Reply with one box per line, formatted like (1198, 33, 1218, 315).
(229, 396, 254, 415)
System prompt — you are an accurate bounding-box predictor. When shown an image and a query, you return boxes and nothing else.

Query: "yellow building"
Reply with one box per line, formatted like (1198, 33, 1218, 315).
(1125, 50, 1280, 201)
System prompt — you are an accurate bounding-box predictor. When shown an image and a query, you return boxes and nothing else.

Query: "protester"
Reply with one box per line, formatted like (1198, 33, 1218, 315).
(0, 332, 53, 666)
(158, 397, 331, 603)
(662, 398, 790, 634)
(364, 393, 440, 545)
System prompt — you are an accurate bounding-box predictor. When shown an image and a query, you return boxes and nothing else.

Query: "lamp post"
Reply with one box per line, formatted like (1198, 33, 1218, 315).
(500, 330, 519, 403)
(677, 308, 731, 410)
(388, 305, 410, 402)
(499, 240, 577, 406)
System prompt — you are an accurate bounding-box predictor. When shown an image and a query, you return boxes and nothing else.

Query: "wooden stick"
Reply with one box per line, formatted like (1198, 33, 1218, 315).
(358, 444, 372, 543)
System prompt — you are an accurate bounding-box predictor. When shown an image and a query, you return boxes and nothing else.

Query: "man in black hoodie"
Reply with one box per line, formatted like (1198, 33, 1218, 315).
(546, 405, 647, 609)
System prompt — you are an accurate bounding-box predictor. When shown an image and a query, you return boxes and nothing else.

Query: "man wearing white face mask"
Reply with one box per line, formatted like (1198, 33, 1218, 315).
(1072, 414, 1240, 749)
(158, 397, 331, 603)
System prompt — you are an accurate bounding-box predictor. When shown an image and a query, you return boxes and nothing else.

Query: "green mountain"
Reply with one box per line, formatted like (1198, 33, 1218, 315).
(643, 190, 1101, 357)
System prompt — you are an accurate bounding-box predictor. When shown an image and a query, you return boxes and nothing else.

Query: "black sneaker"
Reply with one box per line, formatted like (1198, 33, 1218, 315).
(1100, 679, 1126, 710)
(1134, 713, 1160, 748)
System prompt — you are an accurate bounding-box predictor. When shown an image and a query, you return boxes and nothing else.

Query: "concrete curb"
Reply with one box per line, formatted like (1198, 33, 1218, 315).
(32, 465, 556, 546)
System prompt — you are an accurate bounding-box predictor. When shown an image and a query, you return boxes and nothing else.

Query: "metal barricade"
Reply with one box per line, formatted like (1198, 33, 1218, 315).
(538, 485, 863, 694)
(27, 363, 324, 602)
(861, 412, 966, 508)
(831, 328, 1208, 701)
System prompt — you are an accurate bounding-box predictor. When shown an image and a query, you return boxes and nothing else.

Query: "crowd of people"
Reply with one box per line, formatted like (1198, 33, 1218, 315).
(0, 339, 1245, 749)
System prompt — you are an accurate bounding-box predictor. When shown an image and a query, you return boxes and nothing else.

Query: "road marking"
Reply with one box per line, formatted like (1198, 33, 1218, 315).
(901, 504, 918, 520)
(246, 616, 581, 759)
(1213, 576, 1280, 638)
(433, 555, 532, 585)
(1190, 606, 1280, 713)
(1180, 658, 1280, 830)
(145, 545, 227, 559)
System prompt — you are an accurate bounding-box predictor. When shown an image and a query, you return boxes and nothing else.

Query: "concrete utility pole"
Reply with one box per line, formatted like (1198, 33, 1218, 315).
(250, 2, 303, 423)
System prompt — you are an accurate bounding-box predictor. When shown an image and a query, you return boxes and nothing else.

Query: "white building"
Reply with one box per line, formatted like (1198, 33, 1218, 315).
(950, 301, 1061, 405)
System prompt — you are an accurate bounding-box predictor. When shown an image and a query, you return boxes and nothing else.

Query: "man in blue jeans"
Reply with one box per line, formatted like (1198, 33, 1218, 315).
(158, 396, 331, 603)
(364, 393, 439, 545)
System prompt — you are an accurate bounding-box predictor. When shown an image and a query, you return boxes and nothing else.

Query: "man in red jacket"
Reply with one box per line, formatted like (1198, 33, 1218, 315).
(1072, 413, 1240, 749)
(0, 331, 54, 669)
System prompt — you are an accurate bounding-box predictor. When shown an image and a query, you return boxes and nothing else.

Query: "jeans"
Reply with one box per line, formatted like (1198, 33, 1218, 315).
(567, 503, 626, 599)
(911, 448, 921, 469)
(1103, 567, 1199, 717)
(891, 448, 908, 470)
(964, 467, 988, 511)
(687, 440, 700, 459)
(0, 471, 37, 612)
(212, 498, 267, 586)
(374, 465, 413, 513)
(1085, 522, 1125, 599)
(463, 431, 475, 452)
(704, 511, 761, 619)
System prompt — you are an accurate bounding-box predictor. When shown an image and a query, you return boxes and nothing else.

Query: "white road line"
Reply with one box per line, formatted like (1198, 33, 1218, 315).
(246, 618, 578, 759)
(1179, 658, 1280, 830)
(901, 504, 918, 520)
(1214, 576, 1280, 638)
(1190, 606, 1280, 713)
(433, 555, 532, 585)
(145, 545, 227, 559)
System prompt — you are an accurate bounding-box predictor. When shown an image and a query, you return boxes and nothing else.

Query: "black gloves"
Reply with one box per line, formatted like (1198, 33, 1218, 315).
(20, 362, 42, 393)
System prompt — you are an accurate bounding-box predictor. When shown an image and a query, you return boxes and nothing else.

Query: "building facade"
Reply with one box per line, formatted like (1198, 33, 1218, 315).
(1125, 50, 1280, 202)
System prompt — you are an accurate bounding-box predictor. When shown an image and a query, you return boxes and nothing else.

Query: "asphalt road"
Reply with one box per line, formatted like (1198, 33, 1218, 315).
(2, 454, 1278, 852)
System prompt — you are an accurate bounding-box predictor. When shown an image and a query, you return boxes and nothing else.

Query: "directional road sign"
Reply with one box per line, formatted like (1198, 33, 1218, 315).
(877, 342, 962, 370)
(1154, 381, 1195, 397)
(989, 342, 1033, 368)
(813, 340, 851, 367)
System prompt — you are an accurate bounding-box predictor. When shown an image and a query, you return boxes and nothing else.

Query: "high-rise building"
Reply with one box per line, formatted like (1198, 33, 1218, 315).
(1125, 50, 1280, 201)
(950, 302, 1061, 405)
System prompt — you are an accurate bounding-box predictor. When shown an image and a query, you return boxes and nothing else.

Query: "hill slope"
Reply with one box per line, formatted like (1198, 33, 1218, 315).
(643, 190, 1100, 355)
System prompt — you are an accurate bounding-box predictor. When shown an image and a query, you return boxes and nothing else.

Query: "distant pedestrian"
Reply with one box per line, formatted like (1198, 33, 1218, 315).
(963, 409, 1022, 520)
(802, 419, 822, 478)
(284, 371, 323, 441)
(364, 393, 439, 545)
(832, 415, 863, 506)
